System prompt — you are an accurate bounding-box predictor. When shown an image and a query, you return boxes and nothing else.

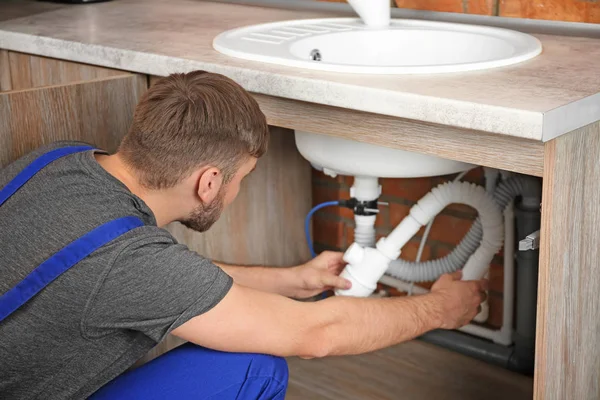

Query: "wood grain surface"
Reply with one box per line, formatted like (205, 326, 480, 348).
(535, 121, 600, 400)
(7, 51, 126, 91)
(0, 50, 11, 91)
(0, 74, 146, 167)
(287, 340, 534, 400)
(255, 93, 545, 177)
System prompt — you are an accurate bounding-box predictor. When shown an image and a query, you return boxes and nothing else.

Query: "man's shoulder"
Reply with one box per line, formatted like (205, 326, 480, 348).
(14, 140, 94, 164)
(116, 225, 179, 249)
(0, 140, 95, 186)
(110, 225, 209, 266)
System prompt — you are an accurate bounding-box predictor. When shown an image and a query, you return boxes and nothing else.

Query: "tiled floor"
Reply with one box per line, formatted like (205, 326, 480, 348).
(286, 340, 533, 400)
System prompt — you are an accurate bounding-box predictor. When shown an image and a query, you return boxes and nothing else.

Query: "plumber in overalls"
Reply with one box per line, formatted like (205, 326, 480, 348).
(0, 71, 487, 399)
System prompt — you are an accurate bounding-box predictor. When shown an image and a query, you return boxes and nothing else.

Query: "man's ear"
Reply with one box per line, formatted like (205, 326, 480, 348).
(197, 167, 223, 204)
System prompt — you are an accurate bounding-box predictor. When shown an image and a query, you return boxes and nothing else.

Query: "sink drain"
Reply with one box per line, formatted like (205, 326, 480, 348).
(310, 49, 322, 62)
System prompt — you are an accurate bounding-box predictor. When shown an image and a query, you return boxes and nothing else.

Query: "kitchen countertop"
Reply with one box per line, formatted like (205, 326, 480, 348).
(0, 0, 599, 142)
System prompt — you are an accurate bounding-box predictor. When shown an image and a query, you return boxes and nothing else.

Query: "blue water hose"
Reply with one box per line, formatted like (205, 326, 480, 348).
(304, 201, 340, 258)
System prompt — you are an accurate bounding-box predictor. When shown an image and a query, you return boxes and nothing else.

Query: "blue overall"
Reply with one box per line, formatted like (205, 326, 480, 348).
(0, 146, 288, 399)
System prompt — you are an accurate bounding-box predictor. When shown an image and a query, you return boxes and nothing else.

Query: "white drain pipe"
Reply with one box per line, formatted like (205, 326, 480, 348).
(337, 181, 503, 297)
(354, 215, 377, 248)
(350, 176, 379, 248)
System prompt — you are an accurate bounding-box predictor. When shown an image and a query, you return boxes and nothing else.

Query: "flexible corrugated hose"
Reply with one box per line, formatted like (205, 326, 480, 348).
(385, 176, 527, 282)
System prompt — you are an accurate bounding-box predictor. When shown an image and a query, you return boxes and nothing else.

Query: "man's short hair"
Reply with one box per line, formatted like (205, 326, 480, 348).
(119, 71, 269, 189)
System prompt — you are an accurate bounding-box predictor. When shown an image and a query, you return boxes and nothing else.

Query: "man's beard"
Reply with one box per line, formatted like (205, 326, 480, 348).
(180, 188, 225, 232)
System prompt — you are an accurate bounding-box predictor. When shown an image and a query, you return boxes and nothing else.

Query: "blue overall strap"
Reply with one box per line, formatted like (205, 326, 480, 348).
(0, 145, 145, 322)
(0, 216, 144, 322)
(0, 145, 94, 207)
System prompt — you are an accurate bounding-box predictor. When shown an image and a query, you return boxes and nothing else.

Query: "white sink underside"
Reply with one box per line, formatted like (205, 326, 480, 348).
(295, 131, 473, 178)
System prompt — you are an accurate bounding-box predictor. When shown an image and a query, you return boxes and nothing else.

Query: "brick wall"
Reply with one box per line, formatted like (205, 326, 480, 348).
(319, 0, 600, 22)
(312, 167, 505, 329)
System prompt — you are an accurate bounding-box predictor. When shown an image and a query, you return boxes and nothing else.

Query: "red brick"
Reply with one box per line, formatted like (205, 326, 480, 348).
(375, 206, 389, 229)
(312, 185, 347, 205)
(431, 175, 451, 187)
(417, 281, 434, 290)
(428, 214, 476, 246)
(313, 218, 345, 250)
(312, 185, 354, 220)
(345, 224, 355, 246)
(463, 167, 485, 184)
(378, 282, 431, 297)
(379, 227, 394, 238)
(394, 0, 495, 15)
(466, 0, 497, 15)
(496, 245, 505, 258)
(444, 203, 479, 217)
(433, 243, 453, 259)
(400, 240, 432, 262)
(381, 177, 436, 203)
(488, 261, 505, 294)
(312, 169, 346, 185)
(378, 283, 408, 297)
(499, 0, 600, 23)
(395, 0, 463, 12)
(486, 293, 503, 329)
(388, 202, 411, 227)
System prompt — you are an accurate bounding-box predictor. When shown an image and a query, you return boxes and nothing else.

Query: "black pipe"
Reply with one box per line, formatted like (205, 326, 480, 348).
(419, 330, 513, 368)
(509, 180, 541, 374)
(420, 176, 542, 374)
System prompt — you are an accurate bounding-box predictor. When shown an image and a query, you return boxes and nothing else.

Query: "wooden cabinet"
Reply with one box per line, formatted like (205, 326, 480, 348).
(0, 52, 147, 166)
(0, 50, 126, 92)
(0, 50, 10, 91)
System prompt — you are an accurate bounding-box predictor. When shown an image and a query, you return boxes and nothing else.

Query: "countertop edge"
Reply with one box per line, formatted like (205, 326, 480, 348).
(542, 93, 600, 142)
(0, 29, 548, 141)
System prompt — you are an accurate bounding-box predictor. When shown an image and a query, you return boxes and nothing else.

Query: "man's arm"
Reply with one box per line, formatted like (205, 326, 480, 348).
(214, 262, 297, 297)
(172, 272, 486, 358)
(214, 251, 350, 299)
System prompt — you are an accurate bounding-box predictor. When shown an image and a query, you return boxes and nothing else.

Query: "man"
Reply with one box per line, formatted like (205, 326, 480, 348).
(0, 71, 486, 399)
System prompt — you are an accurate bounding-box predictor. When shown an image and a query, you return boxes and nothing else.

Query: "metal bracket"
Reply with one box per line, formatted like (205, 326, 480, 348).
(519, 230, 540, 251)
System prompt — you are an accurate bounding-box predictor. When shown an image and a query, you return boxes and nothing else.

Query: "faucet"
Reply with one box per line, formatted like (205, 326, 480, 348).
(347, 0, 391, 28)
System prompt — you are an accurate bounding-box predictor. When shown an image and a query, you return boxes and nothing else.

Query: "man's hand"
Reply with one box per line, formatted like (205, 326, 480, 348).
(429, 271, 488, 329)
(289, 251, 351, 298)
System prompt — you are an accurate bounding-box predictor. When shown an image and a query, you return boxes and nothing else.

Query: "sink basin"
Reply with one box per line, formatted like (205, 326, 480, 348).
(213, 18, 542, 74)
(295, 131, 473, 178)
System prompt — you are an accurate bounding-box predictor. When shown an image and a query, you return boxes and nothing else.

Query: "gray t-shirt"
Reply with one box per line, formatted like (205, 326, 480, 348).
(0, 141, 233, 399)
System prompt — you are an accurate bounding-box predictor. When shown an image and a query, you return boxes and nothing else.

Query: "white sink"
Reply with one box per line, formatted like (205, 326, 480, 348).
(213, 18, 542, 75)
(295, 131, 473, 178)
